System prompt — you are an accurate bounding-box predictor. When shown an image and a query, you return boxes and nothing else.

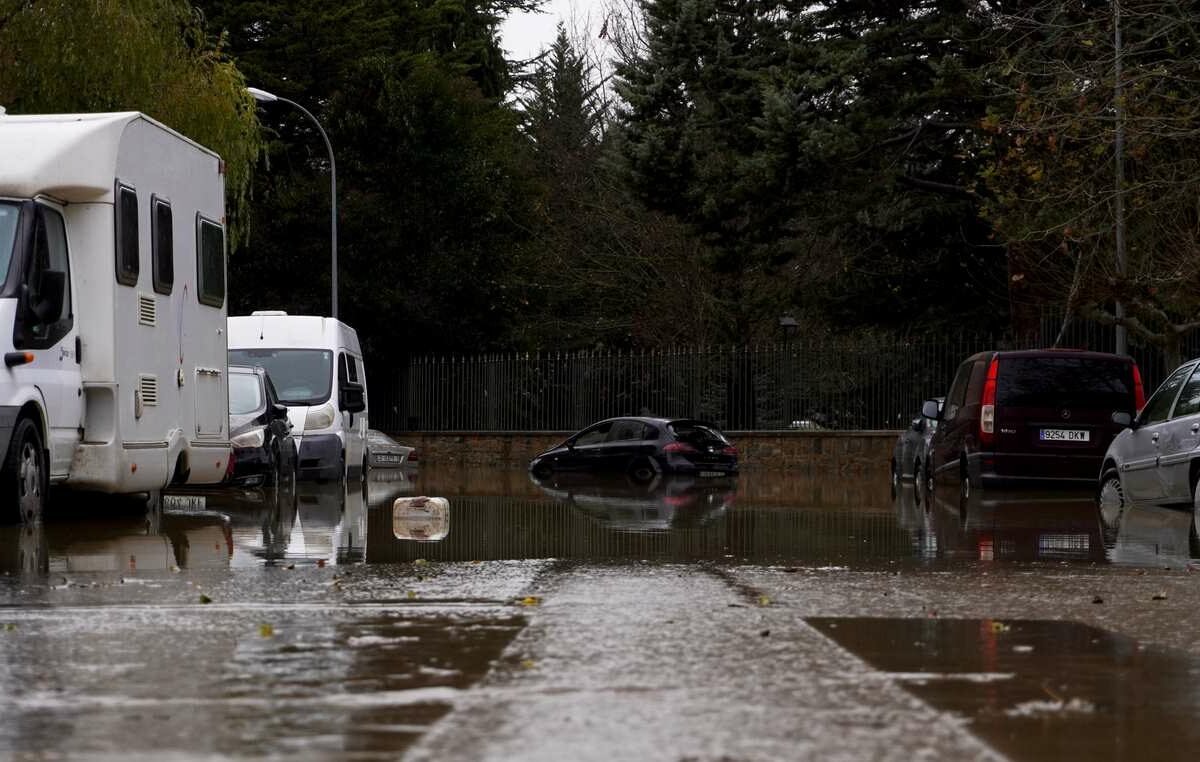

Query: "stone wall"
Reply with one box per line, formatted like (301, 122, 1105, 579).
(392, 430, 899, 475)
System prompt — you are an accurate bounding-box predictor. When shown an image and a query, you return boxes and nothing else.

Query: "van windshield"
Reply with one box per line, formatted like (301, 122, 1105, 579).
(997, 357, 1134, 410)
(0, 202, 19, 286)
(228, 348, 333, 406)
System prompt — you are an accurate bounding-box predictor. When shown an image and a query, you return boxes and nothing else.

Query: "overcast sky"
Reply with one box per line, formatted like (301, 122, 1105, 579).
(500, 0, 605, 62)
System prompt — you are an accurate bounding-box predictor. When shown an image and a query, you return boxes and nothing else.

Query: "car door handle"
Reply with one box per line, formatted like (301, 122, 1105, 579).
(1151, 432, 1160, 442)
(1192, 423, 1199, 433)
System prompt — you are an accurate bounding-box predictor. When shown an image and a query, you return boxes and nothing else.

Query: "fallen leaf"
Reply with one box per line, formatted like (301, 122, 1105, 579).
(407, 591, 417, 600)
(198, 594, 213, 604)
(259, 624, 274, 638)
(1152, 591, 1168, 601)
(760, 629, 771, 638)
(517, 596, 542, 607)
(414, 559, 430, 567)
(317, 559, 326, 568)
(4, 623, 16, 632)
(990, 621, 1010, 633)
(757, 595, 771, 607)
(520, 659, 536, 670)
(1092, 596, 1104, 604)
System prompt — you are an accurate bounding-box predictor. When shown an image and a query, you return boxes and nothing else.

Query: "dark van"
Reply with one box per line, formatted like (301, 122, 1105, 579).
(925, 350, 1145, 496)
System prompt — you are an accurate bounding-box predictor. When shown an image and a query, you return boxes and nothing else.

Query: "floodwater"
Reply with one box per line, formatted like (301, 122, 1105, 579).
(0, 467, 1198, 759)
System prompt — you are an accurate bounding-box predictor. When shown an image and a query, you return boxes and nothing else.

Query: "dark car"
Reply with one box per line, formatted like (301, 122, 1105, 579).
(529, 417, 738, 481)
(891, 397, 942, 498)
(926, 350, 1144, 497)
(227, 365, 298, 495)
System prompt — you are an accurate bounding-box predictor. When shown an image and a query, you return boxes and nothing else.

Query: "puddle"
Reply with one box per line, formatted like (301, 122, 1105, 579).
(809, 617, 1200, 761)
(10, 468, 1200, 573)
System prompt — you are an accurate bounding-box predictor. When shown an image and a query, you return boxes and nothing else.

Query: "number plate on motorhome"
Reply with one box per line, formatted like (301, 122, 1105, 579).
(164, 494, 207, 510)
(1039, 429, 1089, 442)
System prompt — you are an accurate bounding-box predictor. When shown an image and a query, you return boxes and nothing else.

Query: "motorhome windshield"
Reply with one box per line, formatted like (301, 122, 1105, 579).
(228, 348, 333, 406)
(0, 202, 19, 287)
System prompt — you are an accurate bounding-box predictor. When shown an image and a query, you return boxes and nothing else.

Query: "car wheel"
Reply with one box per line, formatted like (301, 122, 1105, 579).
(890, 459, 899, 493)
(1, 418, 47, 525)
(913, 460, 923, 502)
(629, 458, 657, 483)
(958, 464, 971, 512)
(531, 460, 553, 479)
(1098, 468, 1125, 531)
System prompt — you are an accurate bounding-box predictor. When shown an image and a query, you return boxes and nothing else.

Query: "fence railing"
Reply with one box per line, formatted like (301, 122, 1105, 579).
(367, 330, 1200, 433)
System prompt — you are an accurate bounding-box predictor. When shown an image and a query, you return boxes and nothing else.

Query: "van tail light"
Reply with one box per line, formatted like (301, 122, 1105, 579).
(663, 442, 698, 454)
(979, 356, 998, 446)
(1132, 363, 1146, 412)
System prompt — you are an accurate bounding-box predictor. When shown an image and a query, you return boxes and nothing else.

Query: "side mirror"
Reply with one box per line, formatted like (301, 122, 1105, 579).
(910, 418, 923, 432)
(273, 403, 290, 420)
(30, 270, 66, 324)
(339, 383, 366, 414)
(921, 399, 940, 420)
(1112, 411, 1134, 429)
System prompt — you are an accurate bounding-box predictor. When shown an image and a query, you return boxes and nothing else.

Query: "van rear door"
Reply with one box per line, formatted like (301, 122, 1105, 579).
(994, 356, 1135, 475)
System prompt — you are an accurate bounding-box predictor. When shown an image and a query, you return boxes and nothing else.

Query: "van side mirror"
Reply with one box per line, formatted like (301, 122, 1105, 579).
(339, 382, 366, 414)
(1112, 411, 1133, 429)
(272, 403, 290, 421)
(31, 271, 66, 324)
(921, 399, 940, 420)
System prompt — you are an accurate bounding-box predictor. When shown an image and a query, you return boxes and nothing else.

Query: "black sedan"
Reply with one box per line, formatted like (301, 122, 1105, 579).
(227, 365, 298, 497)
(529, 417, 738, 481)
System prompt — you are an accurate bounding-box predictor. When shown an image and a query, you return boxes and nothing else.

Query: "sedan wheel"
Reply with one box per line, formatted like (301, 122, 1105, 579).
(913, 460, 923, 502)
(1191, 478, 1200, 559)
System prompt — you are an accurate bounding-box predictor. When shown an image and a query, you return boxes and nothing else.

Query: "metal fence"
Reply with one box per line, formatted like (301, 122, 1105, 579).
(368, 329, 1200, 433)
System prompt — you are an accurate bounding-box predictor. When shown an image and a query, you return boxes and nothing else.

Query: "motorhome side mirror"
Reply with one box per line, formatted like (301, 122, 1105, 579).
(1112, 411, 1133, 428)
(921, 400, 940, 420)
(30, 270, 66, 324)
(339, 384, 366, 414)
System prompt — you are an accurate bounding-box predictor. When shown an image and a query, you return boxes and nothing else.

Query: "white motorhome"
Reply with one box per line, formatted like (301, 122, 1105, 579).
(227, 313, 367, 483)
(0, 112, 232, 520)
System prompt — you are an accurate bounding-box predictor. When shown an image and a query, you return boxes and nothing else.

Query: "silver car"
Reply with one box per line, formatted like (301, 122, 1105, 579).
(365, 429, 417, 470)
(1100, 358, 1200, 511)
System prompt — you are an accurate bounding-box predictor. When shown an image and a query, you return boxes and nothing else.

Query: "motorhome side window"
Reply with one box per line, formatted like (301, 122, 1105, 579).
(115, 183, 138, 286)
(151, 196, 173, 294)
(196, 216, 225, 308)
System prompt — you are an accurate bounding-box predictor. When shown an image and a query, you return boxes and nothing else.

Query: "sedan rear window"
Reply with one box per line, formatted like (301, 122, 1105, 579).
(997, 357, 1134, 410)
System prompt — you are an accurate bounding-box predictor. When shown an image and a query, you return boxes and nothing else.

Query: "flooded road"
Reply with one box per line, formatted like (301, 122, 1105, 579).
(0, 468, 1198, 759)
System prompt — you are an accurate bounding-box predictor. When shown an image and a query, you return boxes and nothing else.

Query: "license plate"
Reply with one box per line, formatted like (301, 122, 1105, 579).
(164, 494, 206, 510)
(1040, 429, 1090, 442)
(698, 470, 727, 478)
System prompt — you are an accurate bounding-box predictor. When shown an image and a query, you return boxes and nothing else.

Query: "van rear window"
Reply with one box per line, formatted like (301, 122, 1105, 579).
(997, 357, 1134, 410)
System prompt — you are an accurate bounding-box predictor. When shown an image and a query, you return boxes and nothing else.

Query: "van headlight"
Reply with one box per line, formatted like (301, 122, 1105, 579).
(230, 426, 266, 449)
(304, 402, 336, 431)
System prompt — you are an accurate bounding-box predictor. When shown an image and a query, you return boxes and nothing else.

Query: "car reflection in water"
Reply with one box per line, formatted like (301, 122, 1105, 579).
(0, 509, 234, 575)
(898, 480, 1199, 568)
(900, 485, 1105, 563)
(531, 472, 737, 533)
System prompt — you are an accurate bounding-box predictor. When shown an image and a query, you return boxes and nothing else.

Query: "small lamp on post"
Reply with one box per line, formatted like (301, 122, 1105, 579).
(247, 86, 338, 320)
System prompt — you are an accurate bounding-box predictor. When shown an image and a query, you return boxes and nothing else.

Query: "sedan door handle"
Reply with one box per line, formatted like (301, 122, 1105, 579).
(1151, 432, 1160, 441)
(1192, 423, 1199, 433)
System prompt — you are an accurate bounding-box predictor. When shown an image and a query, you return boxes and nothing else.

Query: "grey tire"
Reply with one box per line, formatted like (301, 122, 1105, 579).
(1, 418, 47, 524)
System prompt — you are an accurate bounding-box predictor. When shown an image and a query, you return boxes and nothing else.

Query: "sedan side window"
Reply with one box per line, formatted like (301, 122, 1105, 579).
(575, 422, 613, 447)
(1170, 364, 1200, 419)
(608, 420, 645, 442)
(1140, 365, 1192, 425)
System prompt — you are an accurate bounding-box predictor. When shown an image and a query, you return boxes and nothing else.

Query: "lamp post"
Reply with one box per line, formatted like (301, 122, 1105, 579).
(247, 86, 338, 320)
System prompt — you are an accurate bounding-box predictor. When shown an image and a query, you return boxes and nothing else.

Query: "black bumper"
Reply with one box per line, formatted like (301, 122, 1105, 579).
(0, 407, 17, 459)
(229, 446, 273, 488)
(298, 434, 343, 482)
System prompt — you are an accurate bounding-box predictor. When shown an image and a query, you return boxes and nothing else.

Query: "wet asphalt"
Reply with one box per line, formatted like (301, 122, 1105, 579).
(0, 468, 1198, 760)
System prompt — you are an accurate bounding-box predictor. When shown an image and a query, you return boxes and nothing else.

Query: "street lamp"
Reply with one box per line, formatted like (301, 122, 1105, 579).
(247, 86, 338, 320)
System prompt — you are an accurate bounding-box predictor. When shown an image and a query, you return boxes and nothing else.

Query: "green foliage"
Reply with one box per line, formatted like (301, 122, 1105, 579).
(0, 0, 261, 247)
(615, 0, 1009, 339)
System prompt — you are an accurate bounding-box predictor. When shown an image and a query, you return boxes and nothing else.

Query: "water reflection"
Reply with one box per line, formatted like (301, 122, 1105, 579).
(902, 484, 1200, 568)
(531, 473, 735, 532)
(812, 617, 1200, 761)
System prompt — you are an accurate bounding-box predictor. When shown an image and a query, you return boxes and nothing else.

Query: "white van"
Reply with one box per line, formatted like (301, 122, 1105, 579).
(0, 112, 231, 520)
(227, 312, 367, 483)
